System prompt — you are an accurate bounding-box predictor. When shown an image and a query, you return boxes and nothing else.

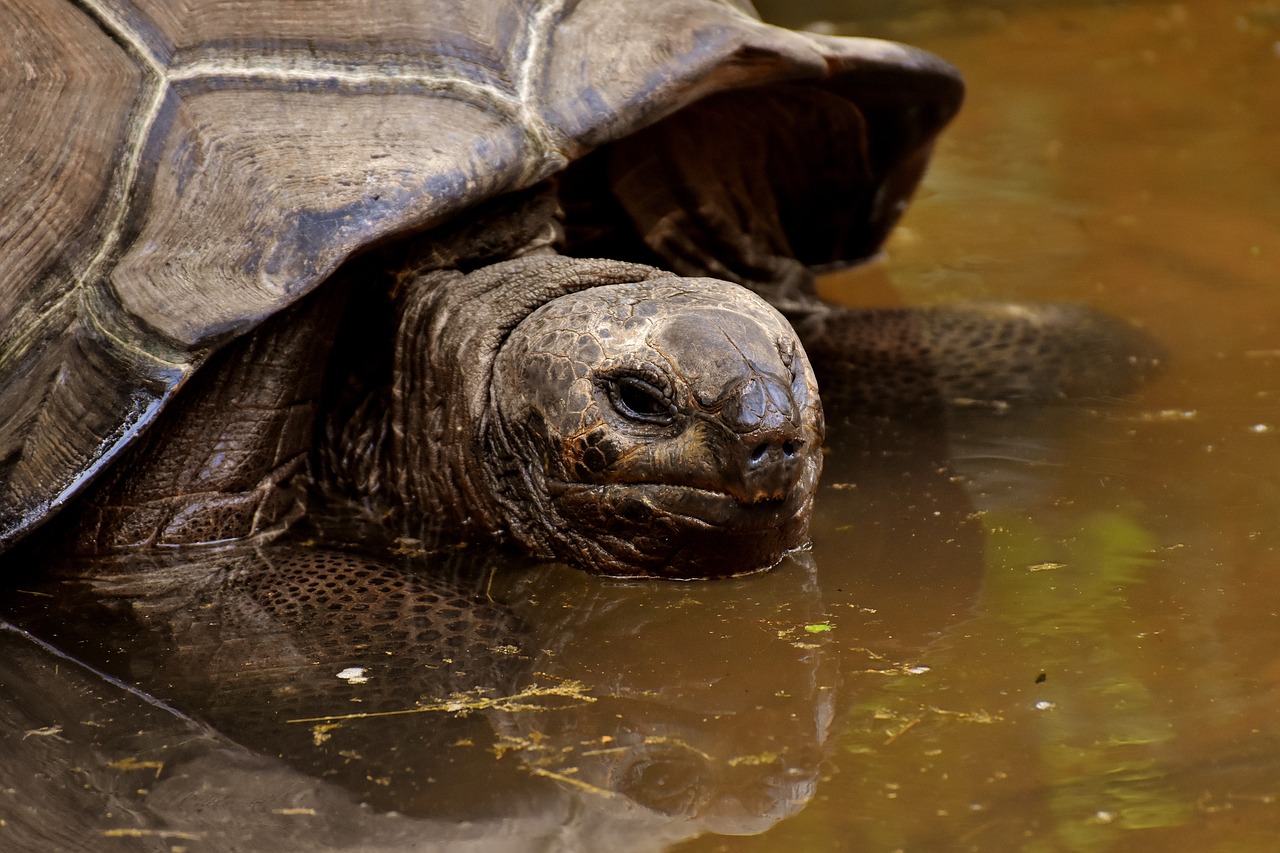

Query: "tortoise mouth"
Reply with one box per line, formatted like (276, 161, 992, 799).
(548, 480, 814, 534)
(539, 477, 818, 579)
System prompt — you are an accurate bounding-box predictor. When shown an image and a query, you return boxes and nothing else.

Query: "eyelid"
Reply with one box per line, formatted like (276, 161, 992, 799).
(600, 372, 675, 425)
(616, 374, 667, 398)
(596, 366, 671, 398)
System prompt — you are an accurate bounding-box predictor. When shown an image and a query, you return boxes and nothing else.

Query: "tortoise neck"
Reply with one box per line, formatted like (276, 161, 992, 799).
(312, 261, 525, 542)
(383, 255, 676, 553)
(312, 185, 570, 535)
(383, 265, 515, 542)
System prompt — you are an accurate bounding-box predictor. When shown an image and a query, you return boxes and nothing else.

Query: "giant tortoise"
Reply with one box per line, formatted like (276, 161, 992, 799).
(0, 0, 1151, 579)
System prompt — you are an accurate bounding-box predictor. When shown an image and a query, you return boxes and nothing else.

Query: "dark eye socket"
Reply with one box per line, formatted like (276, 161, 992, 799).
(607, 376, 674, 425)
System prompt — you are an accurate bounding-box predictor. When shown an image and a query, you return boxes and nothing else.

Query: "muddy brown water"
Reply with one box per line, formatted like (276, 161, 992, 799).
(2, 0, 1278, 850)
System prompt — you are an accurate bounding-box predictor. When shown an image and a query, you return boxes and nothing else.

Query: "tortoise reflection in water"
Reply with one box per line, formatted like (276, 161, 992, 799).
(0, 0, 1159, 579)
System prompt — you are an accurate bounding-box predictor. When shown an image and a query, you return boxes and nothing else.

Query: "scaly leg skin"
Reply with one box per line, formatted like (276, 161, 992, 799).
(788, 301, 1167, 414)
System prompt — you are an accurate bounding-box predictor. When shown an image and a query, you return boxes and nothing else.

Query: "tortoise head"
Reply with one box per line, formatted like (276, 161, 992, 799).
(483, 274, 824, 578)
(488, 276, 823, 579)
(394, 257, 822, 579)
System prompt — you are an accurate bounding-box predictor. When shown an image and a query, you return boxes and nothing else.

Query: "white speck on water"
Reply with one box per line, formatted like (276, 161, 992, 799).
(337, 666, 369, 685)
(1091, 810, 1116, 825)
(1137, 409, 1196, 422)
(906, 665, 932, 675)
(1034, 700, 1056, 711)
(1248, 424, 1273, 434)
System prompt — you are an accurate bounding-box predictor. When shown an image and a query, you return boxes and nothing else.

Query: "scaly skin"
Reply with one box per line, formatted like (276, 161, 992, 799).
(326, 255, 824, 579)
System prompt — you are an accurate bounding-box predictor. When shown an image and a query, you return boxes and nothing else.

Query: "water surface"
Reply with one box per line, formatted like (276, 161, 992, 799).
(3, 1, 1278, 850)
(727, 0, 1280, 849)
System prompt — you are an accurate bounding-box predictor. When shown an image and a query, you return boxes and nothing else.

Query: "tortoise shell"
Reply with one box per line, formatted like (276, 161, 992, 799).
(0, 0, 961, 548)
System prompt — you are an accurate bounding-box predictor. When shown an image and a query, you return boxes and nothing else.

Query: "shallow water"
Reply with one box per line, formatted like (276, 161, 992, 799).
(2, 0, 1278, 850)
(737, 0, 1280, 849)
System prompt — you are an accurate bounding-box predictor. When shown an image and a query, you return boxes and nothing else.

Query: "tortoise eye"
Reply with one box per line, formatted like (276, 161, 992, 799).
(607, 376, 674, 425)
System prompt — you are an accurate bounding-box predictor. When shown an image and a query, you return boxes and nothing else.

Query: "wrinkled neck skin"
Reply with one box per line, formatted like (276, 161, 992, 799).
(386, 256, 673, 554)
(341, 254, 824, 579)
(389, 253, 665, 537)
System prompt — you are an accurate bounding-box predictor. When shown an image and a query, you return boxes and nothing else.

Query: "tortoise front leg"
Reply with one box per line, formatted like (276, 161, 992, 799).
(787, 301, 1166, 415)
(44, 290, 343, 558)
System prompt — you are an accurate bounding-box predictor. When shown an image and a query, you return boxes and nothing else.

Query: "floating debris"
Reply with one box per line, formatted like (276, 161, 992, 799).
(287, 679, 596, 725)
(1135, 409, 1198, 422)
(108, 757, 164, 778)
(528, 766, 618, 799)
(728, 751, 781, 767)
(22, 725, 63, 740)
(883, 717, 921, 744)
(390, 537, 428, 557)
(101, 829, 204, 841)
(927, 707, 1001, 724)
(336, 666, 369, 685)
(311, 722, 341, 746)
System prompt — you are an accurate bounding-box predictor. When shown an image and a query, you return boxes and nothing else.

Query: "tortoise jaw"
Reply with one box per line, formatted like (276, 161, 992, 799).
(542, 475, 818, 579)
(548, 480, 811, 534)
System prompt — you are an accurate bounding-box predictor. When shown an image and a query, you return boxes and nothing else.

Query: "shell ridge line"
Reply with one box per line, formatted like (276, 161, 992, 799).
(71, 0, 166, 76)
(166, 57, 525, 115)
(65, 0, 170, 306)
(0, 1, 176, 377)
(514, 0, 573, 183)
(0, 289, 76, 379)
(80, 285, 189, 369)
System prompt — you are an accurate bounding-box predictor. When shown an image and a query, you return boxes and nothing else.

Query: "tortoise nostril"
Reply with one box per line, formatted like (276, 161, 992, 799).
(747, 438, 803, 468)
(732, 430, 810, 503)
